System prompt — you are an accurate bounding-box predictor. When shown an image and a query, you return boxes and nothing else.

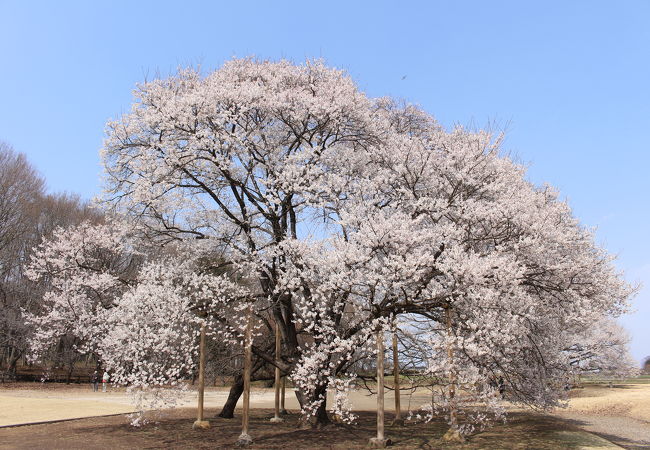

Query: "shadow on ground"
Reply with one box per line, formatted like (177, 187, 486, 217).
(0, 409, 622, 449)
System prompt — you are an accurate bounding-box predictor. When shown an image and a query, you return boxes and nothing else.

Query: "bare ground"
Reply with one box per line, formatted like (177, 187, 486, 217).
(2, 381, 648, 448)
(0, 408, 621, 449)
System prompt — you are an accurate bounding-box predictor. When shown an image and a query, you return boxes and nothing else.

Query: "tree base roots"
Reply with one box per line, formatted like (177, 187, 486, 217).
(192, 420, 211, 430)
(441, 428, 465, 443)
(269, 416, 284, 423)
(235, 433, 253, 447)
(368, 437, 392, 448)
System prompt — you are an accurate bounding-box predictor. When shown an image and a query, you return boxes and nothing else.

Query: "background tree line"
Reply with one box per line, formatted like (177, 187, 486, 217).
(0, 141, 100, 381)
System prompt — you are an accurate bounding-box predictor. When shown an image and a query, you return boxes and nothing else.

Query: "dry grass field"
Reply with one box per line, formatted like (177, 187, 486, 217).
(565, 381, 650, 422)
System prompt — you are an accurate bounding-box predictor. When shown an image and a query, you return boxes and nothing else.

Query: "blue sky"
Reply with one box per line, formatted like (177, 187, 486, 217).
(1, 1, 648, 362)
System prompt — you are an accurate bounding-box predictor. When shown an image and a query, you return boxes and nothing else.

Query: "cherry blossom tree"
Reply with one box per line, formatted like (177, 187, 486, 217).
(27, 59, 636, 435)
(99, 59, 382, 425)
(26, 218, 275, 419)
(566, 317, 638, 378)
(26, 220, 143, 361)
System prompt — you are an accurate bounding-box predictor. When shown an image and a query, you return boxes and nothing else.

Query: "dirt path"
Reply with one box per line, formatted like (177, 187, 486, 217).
(550, 383, 650, 449)
(554, 412, 650, 449)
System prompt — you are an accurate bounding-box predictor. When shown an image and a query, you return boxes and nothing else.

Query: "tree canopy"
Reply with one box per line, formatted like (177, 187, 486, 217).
(27, 59, 636, 431)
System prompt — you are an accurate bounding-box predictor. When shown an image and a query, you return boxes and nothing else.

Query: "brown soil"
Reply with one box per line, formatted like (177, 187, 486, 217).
(0, 408, 617, 449)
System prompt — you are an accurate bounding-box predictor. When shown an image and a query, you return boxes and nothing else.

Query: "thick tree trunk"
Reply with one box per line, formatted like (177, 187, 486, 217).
(66, 363, 74, 384)
(217, 368, 273, 419)
(295, 383, 331, 428)
(218, 374, 244, 418)
(5, 350, 20, 381)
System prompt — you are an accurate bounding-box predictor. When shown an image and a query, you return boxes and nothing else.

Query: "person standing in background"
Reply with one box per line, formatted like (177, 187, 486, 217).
(91, 371, 99, 392)
(102, 370, 110, 392)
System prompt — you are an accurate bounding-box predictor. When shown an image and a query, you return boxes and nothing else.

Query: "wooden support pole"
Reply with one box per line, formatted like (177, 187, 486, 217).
(377, 328, 385, 440)
(270, 321, 283, 422)
(236, 306, 254, 446)
(193, 320, 210, 429)
(440, 306, 464, 443)
(391, 323, 403, 426)
(369, 325, 390, 448)
(280, 376, 287, 414)
(446, 307, 457, 429)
